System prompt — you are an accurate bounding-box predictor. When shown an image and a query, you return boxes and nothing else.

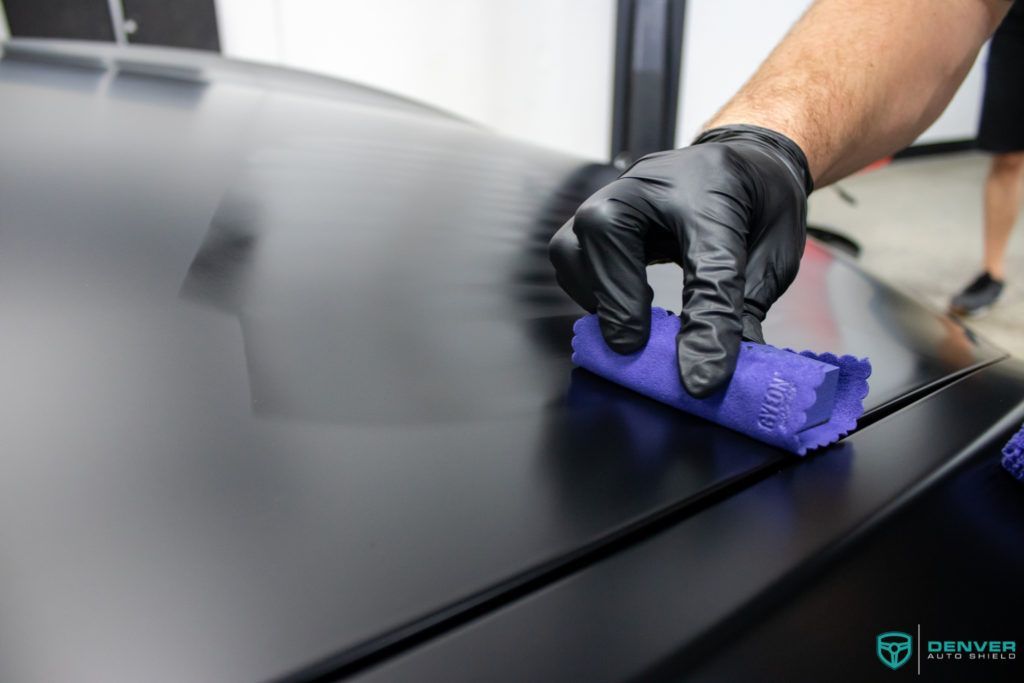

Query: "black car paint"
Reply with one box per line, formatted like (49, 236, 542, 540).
(0, 39, 1019, 683)
(355, 362, 1024, 682)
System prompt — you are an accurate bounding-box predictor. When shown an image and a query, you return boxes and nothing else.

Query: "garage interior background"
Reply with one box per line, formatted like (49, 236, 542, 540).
(0, 0, 985, 161)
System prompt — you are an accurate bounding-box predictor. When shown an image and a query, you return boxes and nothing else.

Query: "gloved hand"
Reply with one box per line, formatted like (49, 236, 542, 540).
(549, 124, 812, 398)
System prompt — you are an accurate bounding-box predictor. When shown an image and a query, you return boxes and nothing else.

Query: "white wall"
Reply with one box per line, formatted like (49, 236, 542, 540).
(677, 0, 985, 148)
(917, 45, 987, 144)
(216, 0, 616, 160)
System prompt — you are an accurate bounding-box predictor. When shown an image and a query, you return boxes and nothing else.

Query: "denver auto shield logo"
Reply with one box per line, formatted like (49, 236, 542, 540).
(875, 628, 1017, 674)
(877, 631, 913, 670)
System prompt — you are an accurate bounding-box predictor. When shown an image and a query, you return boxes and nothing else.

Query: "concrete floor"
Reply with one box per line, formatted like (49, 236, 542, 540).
(808, 151, 1024, 357)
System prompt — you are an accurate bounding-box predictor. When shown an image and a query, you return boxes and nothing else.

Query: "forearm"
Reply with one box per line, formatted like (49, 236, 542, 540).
(706, 0, 1009, 187)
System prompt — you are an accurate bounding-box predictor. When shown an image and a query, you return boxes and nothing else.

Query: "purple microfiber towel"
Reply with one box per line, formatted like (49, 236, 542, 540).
(1002, 423, 1024, 481)
(571, 308, 871, 455)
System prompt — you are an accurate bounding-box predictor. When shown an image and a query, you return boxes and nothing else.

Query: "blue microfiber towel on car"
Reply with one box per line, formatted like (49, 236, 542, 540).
(1002, 423, 1024, 481)
(571, 308, 872, 455)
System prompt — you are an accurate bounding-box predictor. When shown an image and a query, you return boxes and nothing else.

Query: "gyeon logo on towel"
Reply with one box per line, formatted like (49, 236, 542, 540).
(757, 372, 796, 432)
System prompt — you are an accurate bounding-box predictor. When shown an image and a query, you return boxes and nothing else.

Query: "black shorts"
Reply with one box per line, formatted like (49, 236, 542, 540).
(978, 2, 1024, 152)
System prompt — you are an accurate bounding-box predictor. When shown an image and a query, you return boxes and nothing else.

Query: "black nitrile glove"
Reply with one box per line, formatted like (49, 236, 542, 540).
(549, 124, 813, 398)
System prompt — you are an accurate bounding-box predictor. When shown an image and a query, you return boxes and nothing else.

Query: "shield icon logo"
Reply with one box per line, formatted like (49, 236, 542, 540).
(877, 631, 913, 670)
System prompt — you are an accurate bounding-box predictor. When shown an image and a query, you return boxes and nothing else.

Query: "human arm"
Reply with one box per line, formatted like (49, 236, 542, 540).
(549, 0, 1010, 398)
(708, 0, 1010, 187)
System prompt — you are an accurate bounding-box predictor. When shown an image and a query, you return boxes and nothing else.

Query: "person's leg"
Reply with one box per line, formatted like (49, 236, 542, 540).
(953, 6, 1024, 315)
(983, 151, 1024, 280)
(949, 152, 1023, 315)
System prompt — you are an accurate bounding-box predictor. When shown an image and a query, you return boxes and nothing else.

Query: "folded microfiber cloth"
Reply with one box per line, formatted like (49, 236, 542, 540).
(1002, 423, 1024, 481)
(571, 308, 871, 455)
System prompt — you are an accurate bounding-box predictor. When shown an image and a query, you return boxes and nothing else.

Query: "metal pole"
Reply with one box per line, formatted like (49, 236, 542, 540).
(106, 0, 128, 44)
(610, 0, 688, 165)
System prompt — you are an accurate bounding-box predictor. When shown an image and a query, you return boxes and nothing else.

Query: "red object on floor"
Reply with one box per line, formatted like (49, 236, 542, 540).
(861, 157, 892, 174)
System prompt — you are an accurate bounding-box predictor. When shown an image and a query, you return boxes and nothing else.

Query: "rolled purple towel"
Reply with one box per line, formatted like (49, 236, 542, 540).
(571, 308, 871, 455)
(1002, 423, 1024, 481)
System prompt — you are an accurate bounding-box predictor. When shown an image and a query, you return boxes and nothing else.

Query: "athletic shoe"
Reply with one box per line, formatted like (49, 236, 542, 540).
(950, 272, 1005, 316)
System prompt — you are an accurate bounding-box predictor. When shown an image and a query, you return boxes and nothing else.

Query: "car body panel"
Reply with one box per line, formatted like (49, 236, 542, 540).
(0, 39, 1014, 682)
(683, 432, 1024, 683)
(354, 361, 1024, 682)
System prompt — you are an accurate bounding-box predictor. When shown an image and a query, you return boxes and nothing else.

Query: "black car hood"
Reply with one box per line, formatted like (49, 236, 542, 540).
(0, 40, 1004, 682)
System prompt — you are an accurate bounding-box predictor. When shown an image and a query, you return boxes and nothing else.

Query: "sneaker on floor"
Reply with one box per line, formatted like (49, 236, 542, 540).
(950, 272, 1005, 316)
